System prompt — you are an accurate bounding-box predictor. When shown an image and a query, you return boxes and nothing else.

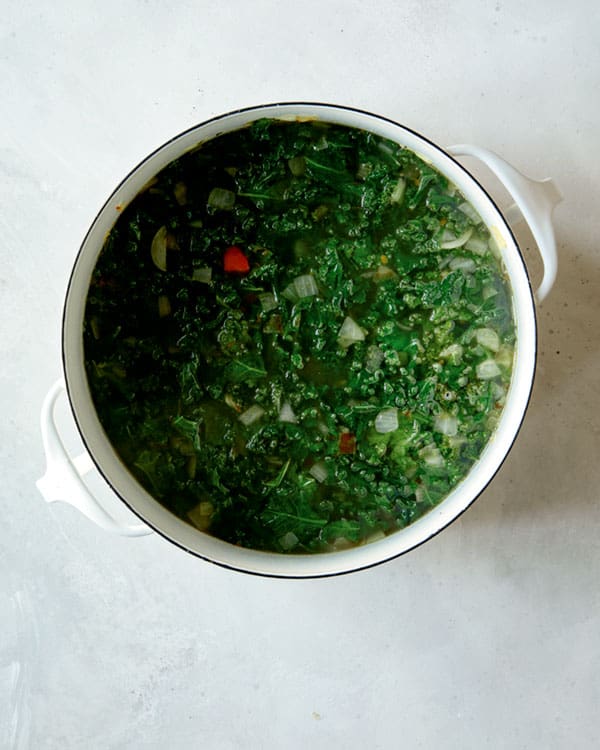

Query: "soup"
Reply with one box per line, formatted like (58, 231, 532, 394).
(84, 119, 514, 553)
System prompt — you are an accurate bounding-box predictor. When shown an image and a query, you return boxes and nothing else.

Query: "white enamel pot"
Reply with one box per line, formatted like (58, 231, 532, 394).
(37, 103, 562, 577)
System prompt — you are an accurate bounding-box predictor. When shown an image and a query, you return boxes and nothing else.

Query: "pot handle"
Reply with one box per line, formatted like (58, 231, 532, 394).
(36, 379, 153, 537)
(447, 144, 562, 303)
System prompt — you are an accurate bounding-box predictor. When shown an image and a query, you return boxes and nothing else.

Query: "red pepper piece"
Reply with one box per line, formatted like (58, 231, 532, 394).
(224, 245, 250, 274)
(339, 432, 356, 455)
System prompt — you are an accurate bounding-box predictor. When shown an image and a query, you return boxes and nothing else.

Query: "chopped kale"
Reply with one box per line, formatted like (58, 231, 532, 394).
(84, 120, 514, 553)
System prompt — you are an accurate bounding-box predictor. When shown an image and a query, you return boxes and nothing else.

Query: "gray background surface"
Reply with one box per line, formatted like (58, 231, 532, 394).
(2, 1, 599, 748)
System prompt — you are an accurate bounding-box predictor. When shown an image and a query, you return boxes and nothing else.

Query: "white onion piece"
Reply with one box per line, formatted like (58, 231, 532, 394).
(465, 236, 489, 255)
(309, 461, 328, 483)
(373, 265, 398, 282)
(338, 316, 365, 348)
(475, 327, 500, 352)
(390, 177, 406, 204)
(207, 187, 235, 210)
(281, 283, 299, 302)
(492, 382, 506, 402)
(458, 201, 481, 224)
(375, 407, 399, 434)
(476, 359, 501, 380)
(496, 345, 514, 369)
(259, 292, 278, 312)
(439, 343, 463, 364)
(365, 345, 385, 373)
(238, 404, 265, 426)
(440, 227, 473, 250)
(157, 295, 171, 318)
(192, 266, 212, 283)
(449, 256, 476, 273)
(419, 443, 444, 467)
(434, 413, 458, 436)
(278, 401, 298, 423)
(279, 531, 299, 550)
(448, 434, 466, 450)
(288, 156, 306, 176)
(187, 500, 214, 531)
(151, 225, 168, 271)
(293, 274, 319, 298)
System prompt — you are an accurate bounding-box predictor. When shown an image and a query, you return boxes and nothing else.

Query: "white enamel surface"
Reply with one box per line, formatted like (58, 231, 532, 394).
(4, 2, 598, 748)
(62, 103, 536, 577)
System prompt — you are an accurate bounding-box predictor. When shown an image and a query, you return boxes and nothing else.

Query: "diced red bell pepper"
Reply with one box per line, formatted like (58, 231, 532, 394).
(224, 245, 250, 274)
(339, 432, 356, 454)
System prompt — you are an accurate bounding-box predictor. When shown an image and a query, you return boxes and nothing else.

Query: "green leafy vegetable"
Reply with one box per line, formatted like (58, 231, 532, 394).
(84, 119, 515, 553)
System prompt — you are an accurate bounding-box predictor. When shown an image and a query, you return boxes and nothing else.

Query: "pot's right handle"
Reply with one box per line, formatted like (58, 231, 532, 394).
(448, 144, 562, 303)
(36, 379, 153, 537)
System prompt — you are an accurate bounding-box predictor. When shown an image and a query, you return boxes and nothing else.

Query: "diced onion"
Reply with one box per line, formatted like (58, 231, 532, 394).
(375, 407, 399, 434)
(157, 295, 171, 318)
(365, 345, 385, 373)
(174, 181, 187, 206)
(390, 177, 406, 204)
(238, 404, 265, 426)
(356, 162, 372, 180)
(187, 501, 214, 531)
(373, 265, 398, 282)
(225, 393, 242, 412)
(439, 343, 463, 364)
(448, 435, 467, 450)
(309, 461, 328, 483)
(476, 359, 501, 380)
(293, 274, 319, 298)
(449, 256, 476, 273)
(192, 266, 212, 283)
(331, 536, 354, 551)
(207, 187, 236, 210)
(419, 443, 444, 467)
(338, 316, 366, 348)
(288, 156, 306, 176)
(440, 227, 473, 250)
(151, 225, 168, 271)
(482, 285, 498, 299)
(90, 317, 100, 340)
(282, 283, 299, 302)
(434, 413, 458, 436)
(496, 345, 514, 369)
(317, 421, 329, 435)
(278, 401, 298, 424)
(279, 531, 299, 550)
(259, 292, 278, 312)
(475, 327, 500, 352)
(492, 382, 506, 402)
(415, 485, 426, 504)
(458, 201, 481, 224)
(465, 236, 489, 255)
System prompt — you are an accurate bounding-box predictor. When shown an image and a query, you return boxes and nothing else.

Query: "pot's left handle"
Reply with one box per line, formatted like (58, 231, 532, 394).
(36, 379, 153, 537)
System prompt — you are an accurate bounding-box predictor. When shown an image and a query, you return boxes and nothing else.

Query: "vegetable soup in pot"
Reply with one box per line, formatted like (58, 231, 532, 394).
(84, 119, 514, 553)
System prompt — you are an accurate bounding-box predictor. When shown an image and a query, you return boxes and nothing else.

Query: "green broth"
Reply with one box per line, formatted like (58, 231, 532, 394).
(84, 119, 514, 553)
